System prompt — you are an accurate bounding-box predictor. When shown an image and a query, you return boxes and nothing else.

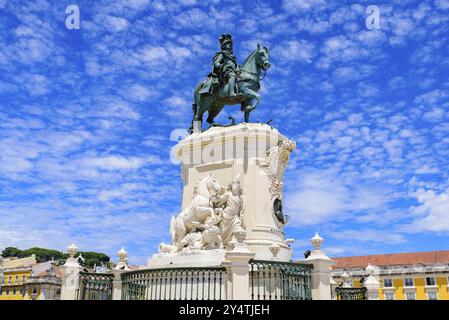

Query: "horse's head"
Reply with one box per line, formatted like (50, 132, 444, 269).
(257, 43, 271, 71)
(196, 174, 222, 197)
(206, 175, 222, 195)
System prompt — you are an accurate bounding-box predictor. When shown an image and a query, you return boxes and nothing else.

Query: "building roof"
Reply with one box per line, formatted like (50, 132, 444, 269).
(3, 255, 37, 269)
(332, 250, 449, 269)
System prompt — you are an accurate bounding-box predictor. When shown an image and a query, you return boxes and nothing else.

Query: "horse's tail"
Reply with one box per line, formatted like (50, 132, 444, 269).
(194, 80, 205, 107)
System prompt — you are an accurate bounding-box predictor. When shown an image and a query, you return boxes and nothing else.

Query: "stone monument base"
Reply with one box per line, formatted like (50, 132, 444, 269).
(146, 249, 226, 268)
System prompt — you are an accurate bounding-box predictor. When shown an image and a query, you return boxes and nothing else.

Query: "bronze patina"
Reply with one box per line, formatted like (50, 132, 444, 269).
(190, 33, 271, 133)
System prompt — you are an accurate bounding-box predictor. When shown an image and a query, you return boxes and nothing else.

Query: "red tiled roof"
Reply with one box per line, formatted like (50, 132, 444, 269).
(332, 250, 449, 269)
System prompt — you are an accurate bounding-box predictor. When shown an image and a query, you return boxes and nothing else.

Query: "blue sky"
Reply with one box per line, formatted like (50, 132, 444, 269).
(0, 0, 448, 265)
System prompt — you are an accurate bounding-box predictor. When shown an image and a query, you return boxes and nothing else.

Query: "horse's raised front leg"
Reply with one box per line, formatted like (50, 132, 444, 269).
(240, 87, 260, 123)
(242, 88, 260, 112)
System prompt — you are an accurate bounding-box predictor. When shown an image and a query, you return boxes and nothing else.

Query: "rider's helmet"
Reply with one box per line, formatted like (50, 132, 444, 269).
(219, 33, 233, 51)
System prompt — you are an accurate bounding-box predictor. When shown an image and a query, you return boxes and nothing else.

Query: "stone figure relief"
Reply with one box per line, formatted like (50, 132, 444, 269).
(169, 174, 222, 245)
(258, 139, 295, 228)
(211, 175, 245, 246)
(258, 139, 296, 179)
(160, 174, 245, 254)
(269, 177, 283, 200)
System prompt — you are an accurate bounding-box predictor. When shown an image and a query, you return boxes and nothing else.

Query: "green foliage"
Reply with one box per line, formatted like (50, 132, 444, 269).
(1, 247, 22, 258)
(78, 251, 110, 267)
(22, 247, 65, 263)
(1, 247, 110, 266)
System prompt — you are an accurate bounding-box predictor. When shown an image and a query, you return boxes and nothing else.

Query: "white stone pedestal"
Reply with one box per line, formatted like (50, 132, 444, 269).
(147, 249, 225, 268)
(60, 258, 83, 300)
(364, 264, 381, 300)
(172, 123, 295, 261)
(303, 233, 335, 300)
(60, 244, 82, 300)
(225, 241, 255, 300)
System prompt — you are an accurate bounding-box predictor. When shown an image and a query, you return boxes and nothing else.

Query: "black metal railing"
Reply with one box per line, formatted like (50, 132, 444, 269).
(121, 266, 228, 300)
(249, 260, 313, 300)
(77, 272, 114, 300)
(335, 287, 367, 300)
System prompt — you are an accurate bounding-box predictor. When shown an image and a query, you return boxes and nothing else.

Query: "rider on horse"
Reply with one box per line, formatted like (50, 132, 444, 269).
(201, 33, 240, 98)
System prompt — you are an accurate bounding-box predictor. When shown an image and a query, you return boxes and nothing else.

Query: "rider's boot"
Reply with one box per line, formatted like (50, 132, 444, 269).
(228, 76, 237, 97)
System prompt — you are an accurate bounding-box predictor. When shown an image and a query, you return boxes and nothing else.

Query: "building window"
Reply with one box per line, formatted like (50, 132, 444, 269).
(8, 276, 11, 284)
(20, 288, 24, 295)
(6, 288, 10, 296)
(22, 275, 26, 283)
(427, 291, 438, 300)
(15, 276, 18, 284)
(384, 278, 393, 287)
(32, 287, 38, 295)
(426, 277, 436, 286)
(385, 292, 395, 300)
(405, 292, 416, 300)
(404, 278, 414, 287)
(0, 287, 3, 295)
(13, 288, 16, 295)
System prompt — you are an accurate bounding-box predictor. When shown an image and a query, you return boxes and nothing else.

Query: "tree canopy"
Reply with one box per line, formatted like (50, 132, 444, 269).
(1, 247, 110, 267)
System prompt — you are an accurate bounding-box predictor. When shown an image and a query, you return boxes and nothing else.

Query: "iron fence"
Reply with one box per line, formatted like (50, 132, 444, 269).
(77, 272, 114, 300)
(335, 287, 367, 300)
(121, 266, 228, 300)
(249, 260, 313, 300)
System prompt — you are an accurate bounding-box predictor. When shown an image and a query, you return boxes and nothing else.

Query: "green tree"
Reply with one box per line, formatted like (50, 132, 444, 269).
(22, 247, 64, 263)
(78, 251, 110, 267)
(1, 247, 110, 267)
(1, 247, 23, 258)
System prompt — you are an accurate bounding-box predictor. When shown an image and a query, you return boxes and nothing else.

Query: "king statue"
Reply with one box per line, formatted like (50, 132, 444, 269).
(190, 33, 271, 133)
(212, 33, 240, 98)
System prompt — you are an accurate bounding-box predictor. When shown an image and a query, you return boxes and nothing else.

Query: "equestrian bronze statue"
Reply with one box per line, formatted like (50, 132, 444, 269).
(190, 33, 271, 133)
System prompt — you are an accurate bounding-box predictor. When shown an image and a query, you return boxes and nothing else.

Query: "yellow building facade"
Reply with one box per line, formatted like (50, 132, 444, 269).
(332, 250, 449, 300)
(0, 267, 33, 300)
(0, 256, 61, 300)
(0, 256, 36, 300)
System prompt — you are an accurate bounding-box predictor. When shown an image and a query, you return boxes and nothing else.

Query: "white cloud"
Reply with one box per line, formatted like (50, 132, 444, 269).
(103, 15, 129, 32)
(405, 188, 449, 232)
(274, 40, 315, 64)
(329, 229, 407, 244)
(282, 0, 326, 12)
(125, 84, 157, 102)
(0, 156, 34, 173)
(140, 46, 168, 62)
(434, 0, 449, 10)
(80, 155, 147, 170)
(284, 168, 393, 226)
(423, 108, 446, 121)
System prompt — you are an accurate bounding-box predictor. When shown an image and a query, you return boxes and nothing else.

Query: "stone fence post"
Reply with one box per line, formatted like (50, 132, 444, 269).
(224, 230, 255, 300)
(364, 264, 381, 300)
(112, 247, 129, 300)
(60, 243, 83, 300)
(330, 276, 338, 300)
(304, 233, 335, 300)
